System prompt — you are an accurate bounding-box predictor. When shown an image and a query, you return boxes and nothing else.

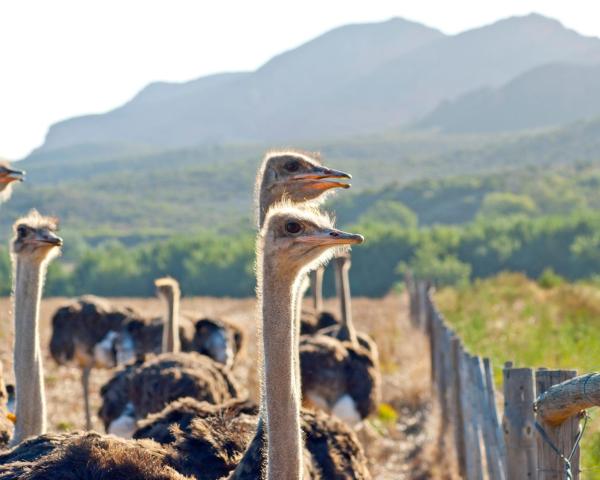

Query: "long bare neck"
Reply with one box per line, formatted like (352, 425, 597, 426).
(262, 264, 303, 480)
(335, 258, 357, 345)
(310, 267, 323, 312)
(162, 289, 180, 353)
(258, 186, 273, 229)
(11, 257, 47, 444)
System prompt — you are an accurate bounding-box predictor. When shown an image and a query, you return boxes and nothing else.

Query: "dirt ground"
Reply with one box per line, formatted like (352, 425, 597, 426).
(0, 293, 449, 478)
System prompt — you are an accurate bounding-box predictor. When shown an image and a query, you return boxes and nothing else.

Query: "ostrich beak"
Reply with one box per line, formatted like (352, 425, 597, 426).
(35, 231, 63, 247)
(291, 166, 352, 190)
(0, 167, 25, 183)
(299, 228, 364, 246)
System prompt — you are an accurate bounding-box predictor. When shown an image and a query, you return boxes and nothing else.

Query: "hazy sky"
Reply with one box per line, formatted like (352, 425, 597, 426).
(2, 0, 600, 159)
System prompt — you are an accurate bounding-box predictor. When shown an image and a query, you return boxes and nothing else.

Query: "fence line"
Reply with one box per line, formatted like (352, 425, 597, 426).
(404, 274, 600, 480)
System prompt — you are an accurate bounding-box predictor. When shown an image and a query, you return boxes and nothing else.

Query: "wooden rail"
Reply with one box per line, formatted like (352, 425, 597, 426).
(405, 274, 595, 480)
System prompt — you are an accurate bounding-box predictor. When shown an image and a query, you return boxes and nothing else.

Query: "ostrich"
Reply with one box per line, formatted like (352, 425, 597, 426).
(10, 210, 62, 445)
(299, 255, 381, 426)
(0, 205, 370, 480)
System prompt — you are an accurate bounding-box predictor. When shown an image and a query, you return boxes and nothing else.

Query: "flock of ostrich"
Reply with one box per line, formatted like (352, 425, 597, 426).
(0, 151, 386, 479)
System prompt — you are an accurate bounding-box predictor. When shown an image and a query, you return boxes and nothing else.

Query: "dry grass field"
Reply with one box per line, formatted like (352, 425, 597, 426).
(0, 293, 450, 479)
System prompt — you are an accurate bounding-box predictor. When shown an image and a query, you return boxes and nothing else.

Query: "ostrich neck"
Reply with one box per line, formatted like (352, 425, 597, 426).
(310, 268, 323, 312)
(335, 260, 357, 345)
(262, 266, 303, 480)
(258, 187, 272, 229)
(11, 257, 46, 444)
(162, 291, 180, 353)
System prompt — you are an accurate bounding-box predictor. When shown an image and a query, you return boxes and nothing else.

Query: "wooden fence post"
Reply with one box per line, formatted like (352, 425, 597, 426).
(503, 364, 537, 479)
(451, 336, 467, 477)
(484, 358, 506, 477)
(439, 324, 455, 435)
(459, 351, 484, 479)
(472, 356, 505, 480)
(418, 280, 427, 331)
(535, 369, 579, 480)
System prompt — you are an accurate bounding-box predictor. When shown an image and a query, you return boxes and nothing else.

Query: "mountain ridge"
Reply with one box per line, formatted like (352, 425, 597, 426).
(418, 62, 600, 132)
(35, 13, 600, 156)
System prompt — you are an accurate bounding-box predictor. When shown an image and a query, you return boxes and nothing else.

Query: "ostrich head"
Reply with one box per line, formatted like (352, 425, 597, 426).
(259, 204, 363, 279)
(256, 150, 351, 226)
(0, 163, 25, 203)
(12, 210, 62, 263)
(154, 276, 180, 300)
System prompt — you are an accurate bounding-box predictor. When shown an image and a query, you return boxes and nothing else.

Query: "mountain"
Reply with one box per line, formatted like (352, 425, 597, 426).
(40, 18, 444, 152)
(418, 62, 600, 132)
(36, 14, 600, 154)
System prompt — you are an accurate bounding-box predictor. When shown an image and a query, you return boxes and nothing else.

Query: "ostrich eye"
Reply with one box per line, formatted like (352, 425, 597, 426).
(284, 160, 300, 172)
(17, 226, 26, 238)
(285, 221, 303, 234)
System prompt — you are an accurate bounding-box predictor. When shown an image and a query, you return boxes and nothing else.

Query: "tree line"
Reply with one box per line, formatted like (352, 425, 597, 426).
(0, 206, 598, 297)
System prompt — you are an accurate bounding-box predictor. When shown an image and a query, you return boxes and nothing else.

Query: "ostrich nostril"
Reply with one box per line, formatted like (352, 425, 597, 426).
(330, 232, 340, 237)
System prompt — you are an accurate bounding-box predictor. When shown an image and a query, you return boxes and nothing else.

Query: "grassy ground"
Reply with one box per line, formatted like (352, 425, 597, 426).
(0, 293, 449, 478)
(435, 272, 600, 477)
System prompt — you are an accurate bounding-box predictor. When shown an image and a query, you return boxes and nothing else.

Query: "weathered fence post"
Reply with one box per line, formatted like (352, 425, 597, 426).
(472, 356, 505, 480)
(451, 336, 467, 477)
(418, 280, 428, 331)
(484, 358, 506, 477)
(459, 351, 484, 479)
(503, 364, 537, 479)
(535, 369, 579, 480)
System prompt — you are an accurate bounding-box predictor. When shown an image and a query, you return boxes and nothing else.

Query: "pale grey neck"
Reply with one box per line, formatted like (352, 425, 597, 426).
(11, 257, 47, 445)
(335, 259, 357, 345)
(258, 187, 272, 229)
(162, 291, 180, 353)
(310, 267, 324, 312)
(261, 266, 303, 480)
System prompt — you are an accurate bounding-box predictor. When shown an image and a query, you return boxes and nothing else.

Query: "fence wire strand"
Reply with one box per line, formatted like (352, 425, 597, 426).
(535, 412, 589, 480)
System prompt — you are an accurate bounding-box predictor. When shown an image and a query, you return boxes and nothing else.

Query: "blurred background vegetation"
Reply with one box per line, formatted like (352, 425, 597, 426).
(3, 141, 600, 297)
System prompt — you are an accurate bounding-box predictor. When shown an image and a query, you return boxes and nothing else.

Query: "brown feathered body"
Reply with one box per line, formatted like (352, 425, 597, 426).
(0, 406, 369, 480)
(98, 352, 244, 432)
(0, 432, 188, 480)
(49, 296, 140, 369)
(299, 335, 381, 423)
(49, 296, 196, 370)
(133, 397, 371, 480)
